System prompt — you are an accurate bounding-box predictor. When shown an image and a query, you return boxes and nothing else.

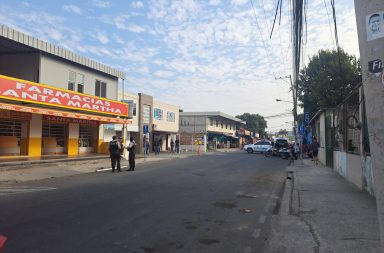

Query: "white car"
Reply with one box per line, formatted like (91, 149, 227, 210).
(244, 141, 272, 153)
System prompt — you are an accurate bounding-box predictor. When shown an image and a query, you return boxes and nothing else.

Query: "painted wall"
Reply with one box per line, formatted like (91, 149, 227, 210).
(0, 53, 40, 82)
(40, 53, 118, 100)
(153, 99, 179, 133)
(28, 114, 42, 157)
(179, 115, 208, 133)
(206, 118, 237, 135)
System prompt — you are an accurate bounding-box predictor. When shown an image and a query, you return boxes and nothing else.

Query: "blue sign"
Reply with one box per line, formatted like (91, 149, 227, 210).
(304, 112, 310, 124)
(143, 125, 149, 134)
(299, 124, 305, 135)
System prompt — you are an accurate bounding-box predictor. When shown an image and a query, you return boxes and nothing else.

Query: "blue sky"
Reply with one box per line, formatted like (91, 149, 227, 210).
(0, 0, 359, 132)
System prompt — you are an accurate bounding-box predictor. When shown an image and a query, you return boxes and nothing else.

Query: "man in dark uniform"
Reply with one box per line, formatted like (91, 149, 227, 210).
(109, 136, 122, 172)
(127, 137, 136, 171)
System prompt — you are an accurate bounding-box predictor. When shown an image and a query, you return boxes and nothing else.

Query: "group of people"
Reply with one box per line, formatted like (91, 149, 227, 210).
(288, 137, 320, 166)
(108, 136, 136, 173)
(143, 138, 180, 155)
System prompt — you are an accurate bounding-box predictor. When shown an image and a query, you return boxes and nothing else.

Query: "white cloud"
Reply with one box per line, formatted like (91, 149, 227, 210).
(112, 34, 125, 44)
(209, 0, 221, 6)
(91, 0, 110, 8)
(131, 1, 144, 9)
(231, 0, 248, 6)
(93, 31, 110, 44)
(128, 24, 146, 33)
(62, 5, 83, 15)
(154, 70, 174, 78)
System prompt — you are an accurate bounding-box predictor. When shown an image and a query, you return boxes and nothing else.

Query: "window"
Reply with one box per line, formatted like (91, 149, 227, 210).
(167, 112, 175, 122)
(225, 123, 228, 129)
(68, 71, 84, 93)
(68, 71, 76, 91)
(95, 80, 107, 98)
(221, 121, 223, 128)
(216, 120, 218, 127)
(210, 118, 213, 126)
(143, 105, 150, 124)
(77, 73, 84, 93)
(154, 108, 163, 120)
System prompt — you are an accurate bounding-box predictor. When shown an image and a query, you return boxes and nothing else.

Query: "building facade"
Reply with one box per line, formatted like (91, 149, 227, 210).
(0, 25, 130, 159)
(179, 112, 246, 151)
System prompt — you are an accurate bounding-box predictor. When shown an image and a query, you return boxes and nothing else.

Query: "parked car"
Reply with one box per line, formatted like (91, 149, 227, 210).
(244, 141, 272, 153)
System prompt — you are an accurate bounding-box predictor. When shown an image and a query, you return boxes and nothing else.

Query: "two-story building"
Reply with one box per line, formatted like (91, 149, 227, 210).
(119, 92, 179, 153)
(179, 111, 246, 151)
(0, 24, 130, 159)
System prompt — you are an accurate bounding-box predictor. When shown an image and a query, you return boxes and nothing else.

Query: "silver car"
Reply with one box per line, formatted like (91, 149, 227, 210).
(244, 141, 272, 154)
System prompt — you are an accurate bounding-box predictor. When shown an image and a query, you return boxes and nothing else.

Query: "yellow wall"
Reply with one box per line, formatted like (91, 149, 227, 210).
(67, 123, 79, 156)
(28, 114, 42, 157)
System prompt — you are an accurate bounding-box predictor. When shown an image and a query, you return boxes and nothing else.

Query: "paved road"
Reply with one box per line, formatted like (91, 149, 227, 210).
(0, 151, 287, 253)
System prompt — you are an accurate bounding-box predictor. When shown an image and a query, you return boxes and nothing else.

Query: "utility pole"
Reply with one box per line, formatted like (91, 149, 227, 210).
(275, 75, 298, 143)
(355, 0, 384, 250)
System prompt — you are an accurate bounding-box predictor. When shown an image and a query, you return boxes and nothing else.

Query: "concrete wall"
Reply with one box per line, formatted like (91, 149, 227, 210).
(0, 53, 39, 82)
(40, 53, 118, 100)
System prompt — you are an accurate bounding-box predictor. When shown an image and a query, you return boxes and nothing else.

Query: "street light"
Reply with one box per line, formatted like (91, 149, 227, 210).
(276, 99, 293, 103)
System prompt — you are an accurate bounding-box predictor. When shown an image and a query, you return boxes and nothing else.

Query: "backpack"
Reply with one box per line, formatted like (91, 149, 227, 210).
(109, 141, 119, 153)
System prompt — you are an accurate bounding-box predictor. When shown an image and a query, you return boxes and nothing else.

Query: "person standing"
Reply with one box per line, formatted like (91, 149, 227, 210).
(170, 139, 175, 153)
(109, 136, 122, 172)
(312, 137, 319, 165)
(175, 139, 180, 153)
(127, 137, 136, 171)
(154, 139, 160, 155)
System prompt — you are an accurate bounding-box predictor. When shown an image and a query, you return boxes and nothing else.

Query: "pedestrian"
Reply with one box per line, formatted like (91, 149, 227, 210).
(159, 138, 163, 152)
(170, 139, 175, 153)
(118, 136, 124, 156)
(175, 139, 180, 153)
(288, 144, 296, 166)
(146, 139, 150, 155)
(154, 139, 160, 155)
(294, 142, 300, 160)
(127, 137, 136, 171)
(312, 137, 319, 165)
(109, 136, 122, 172)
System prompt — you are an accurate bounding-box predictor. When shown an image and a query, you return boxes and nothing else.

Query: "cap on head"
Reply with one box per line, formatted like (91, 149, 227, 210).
(112, 136, 117, 140)
(130, 137, 134, 141)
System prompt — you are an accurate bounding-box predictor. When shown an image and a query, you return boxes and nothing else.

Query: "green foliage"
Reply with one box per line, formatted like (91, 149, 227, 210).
(236, 113, 267, 135)
(297, 48, 361, 118)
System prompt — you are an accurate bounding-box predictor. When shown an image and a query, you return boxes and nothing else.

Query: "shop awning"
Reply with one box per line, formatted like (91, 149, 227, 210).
(0, 102, 132, 124)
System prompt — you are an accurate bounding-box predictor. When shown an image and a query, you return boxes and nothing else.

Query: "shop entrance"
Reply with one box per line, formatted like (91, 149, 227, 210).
(42, 123, 67, 155)
(0, 110, 30, 156)
(78, 125, 98, 154)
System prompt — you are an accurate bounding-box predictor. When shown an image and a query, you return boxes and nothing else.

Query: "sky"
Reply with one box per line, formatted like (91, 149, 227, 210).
(0, 0, 359, 132)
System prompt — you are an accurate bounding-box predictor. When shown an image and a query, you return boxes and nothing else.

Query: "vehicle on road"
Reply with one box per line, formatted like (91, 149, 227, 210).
(244, 141, 272, 154)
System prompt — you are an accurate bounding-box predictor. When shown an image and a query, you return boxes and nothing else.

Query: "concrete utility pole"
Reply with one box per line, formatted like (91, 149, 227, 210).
(355, 1, 384, 250)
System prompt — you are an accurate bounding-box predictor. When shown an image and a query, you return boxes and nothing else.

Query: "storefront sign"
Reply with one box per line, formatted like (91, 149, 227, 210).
(0, 109, 32, 120)
(42, 115, 99, 125)
(0, 102, 132, 124)
(0, 75, 128, 117)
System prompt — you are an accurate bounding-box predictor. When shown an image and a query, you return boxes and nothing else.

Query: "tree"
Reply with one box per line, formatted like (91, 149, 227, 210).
(297, 48, 361, 118)
(278, 129, 288, 136)
(236, 113, 267, 135)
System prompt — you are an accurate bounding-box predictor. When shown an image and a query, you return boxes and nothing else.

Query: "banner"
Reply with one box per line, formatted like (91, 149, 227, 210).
(0, 75, 128, 117)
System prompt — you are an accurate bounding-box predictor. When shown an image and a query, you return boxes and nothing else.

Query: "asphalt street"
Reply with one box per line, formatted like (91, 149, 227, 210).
(0, 151, 287, 253)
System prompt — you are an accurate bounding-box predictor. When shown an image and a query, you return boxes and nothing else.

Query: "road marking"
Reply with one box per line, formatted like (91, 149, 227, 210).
(0, 186, 56, 196)
(96, 166, 128, 172)
(252, 228, 261, 239)
(259, 215, 267, 224)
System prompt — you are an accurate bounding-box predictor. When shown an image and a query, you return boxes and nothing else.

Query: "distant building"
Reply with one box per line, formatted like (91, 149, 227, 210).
(179, 111, 248, 151)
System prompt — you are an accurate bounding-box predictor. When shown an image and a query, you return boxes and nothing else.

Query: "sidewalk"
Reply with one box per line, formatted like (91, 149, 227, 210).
(0, 152, 198, 184)
(266, 159, 381, 253)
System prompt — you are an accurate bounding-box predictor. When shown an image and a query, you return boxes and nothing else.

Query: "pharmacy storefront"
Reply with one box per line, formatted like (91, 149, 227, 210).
(0, 75, 130, 158)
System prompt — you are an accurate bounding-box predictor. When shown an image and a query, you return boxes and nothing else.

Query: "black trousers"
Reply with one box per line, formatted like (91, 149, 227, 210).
(129, 153, 135, 170)
(111, 155, 121, 171)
